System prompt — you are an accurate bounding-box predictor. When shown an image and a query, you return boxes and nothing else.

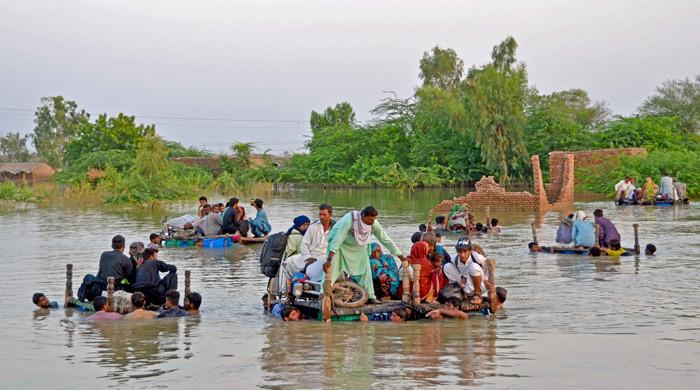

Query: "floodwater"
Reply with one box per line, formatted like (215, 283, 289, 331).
(1, 188, 698, 389)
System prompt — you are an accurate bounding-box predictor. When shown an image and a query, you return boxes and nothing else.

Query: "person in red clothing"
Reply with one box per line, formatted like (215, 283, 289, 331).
(407, 241, 435, 302)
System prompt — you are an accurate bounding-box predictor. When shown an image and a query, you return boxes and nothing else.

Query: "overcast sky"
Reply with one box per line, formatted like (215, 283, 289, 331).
(1, 0, 699, 154)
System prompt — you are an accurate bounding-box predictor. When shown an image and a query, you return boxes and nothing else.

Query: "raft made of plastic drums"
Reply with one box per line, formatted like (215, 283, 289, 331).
(203, 237, 232, 248)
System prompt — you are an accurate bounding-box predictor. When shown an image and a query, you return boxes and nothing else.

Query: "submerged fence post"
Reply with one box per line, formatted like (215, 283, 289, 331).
(594, 224, 600, 248)
(530, 223, 538, 244)
(633, 223, 640, 254)
(412, 263, 421, 306)
(183, 270, 191, 308)
(486, 206, 491, 228)
(487, 258, 496, 313)
(106, 277, 115, 312)
(401, 260, 411, 303)
(64, 264, 73, 307)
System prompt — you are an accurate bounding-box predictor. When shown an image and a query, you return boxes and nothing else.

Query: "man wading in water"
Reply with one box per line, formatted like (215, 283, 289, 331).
(323, 206, 406, 304)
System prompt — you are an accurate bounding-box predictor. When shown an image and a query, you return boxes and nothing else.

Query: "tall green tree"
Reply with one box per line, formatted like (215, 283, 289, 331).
(419, 46, 464, 90)
(538, 89, 610, 130)
(463, 36, 529, 184)
(638, 75, 700, 134)
(64, 113, 156, 165)
(310, 102, 356, 134)
(32, 96, 89, 167)
(0, 132, 30, 162)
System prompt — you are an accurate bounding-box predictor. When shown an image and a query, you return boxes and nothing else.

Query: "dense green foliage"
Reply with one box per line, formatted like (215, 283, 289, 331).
(32, 96, 90, 167)
(638, 75, 700, 134)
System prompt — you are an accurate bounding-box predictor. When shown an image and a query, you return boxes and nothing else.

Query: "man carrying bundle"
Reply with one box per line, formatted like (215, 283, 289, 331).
(323, 206, 406, 304)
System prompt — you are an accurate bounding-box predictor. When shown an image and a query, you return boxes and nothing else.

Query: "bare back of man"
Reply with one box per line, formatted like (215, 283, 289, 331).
(123, 308, 158, 320)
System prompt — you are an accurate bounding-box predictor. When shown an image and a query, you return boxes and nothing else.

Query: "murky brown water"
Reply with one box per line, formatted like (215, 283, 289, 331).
(1, 189, 699, 389)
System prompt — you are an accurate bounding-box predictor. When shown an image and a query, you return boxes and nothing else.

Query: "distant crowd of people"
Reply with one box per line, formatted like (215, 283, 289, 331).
(615, 174, 688, 205)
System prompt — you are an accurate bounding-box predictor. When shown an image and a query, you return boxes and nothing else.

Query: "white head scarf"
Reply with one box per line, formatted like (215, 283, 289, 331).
(573, 210, 586, 221)
(351, 211, 372, 246)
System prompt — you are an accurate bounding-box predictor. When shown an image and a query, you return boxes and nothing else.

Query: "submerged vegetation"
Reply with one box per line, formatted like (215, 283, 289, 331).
(2, 37, 699, 203)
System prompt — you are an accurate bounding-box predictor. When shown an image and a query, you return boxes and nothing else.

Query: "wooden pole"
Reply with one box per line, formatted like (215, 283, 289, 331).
(594, 224, 600, 248)
(633, 223, 640, 254)
(106, 277, 115, 312)
(401, 260, 411, 303)
(64, 264, 73, 307)
(183, 270, 191, 308)
(412, 263, 421, 306)
(530, 223, 539, 244)
(487, 258, 496, 313)
(322, 262, 332, 322)
(486, 206, 491, 228)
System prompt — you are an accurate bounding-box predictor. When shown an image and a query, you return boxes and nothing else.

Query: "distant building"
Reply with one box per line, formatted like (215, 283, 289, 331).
(0, 162, 56, 184)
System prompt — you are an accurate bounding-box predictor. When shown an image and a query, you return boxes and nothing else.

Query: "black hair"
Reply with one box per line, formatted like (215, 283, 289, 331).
(475, 222, 484, 232)
(568, 213, 574, 219)
(528, 242, 538, 249)
(199, 196, 207, 202)
(645, 243, 656, 255)
(361, 206, 378, 217)
(228, 197, 239, 207)
(491, 218, 498, 226)
(435, 232, 442, 238)
(32, 292, 45, 305)
(253, 198, 264, 209)
(609, 239, 621, 250)
(435, 216, 446, 224)
(496, 287, 507, 303)
(187, 292, 202, 310)
(589, 247, 602, 257)
(282, 305, 300, 321)
(149, 233, 160, 241)
(93, 296, 108, 311)
(391, 307, 408, 320)
(411, 231, 423, 244)
(165, 290, 180, 305)
(593, 209, 603, 218)
(112, 235, 125, 250)
(418, 224, 427, 232)
(131, 291, 146, 309)
(319, 203, 333, 214)
(446, 296, 462, 307)
(142, 248, 157, 260)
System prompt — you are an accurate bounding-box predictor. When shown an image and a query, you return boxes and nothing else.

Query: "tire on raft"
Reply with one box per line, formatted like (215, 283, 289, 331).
(331, 280, 369, 308)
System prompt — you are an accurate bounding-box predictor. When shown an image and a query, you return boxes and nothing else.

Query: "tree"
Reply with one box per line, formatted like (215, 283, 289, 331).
(230, 142, 254, 169)
(310, 102, 356, 133)
(639, 75, 700, 134)
(0, 132, 30, 162)
(32, 96, 89, 167)
(538, 89, 611, 130)
(64, 113, 156, 165)
(419, 46, 464, 90)
(463, 37, 529, 184)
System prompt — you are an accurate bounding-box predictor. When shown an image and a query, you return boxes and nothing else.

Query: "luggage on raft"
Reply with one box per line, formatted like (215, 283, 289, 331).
(260, 232, 288, 278)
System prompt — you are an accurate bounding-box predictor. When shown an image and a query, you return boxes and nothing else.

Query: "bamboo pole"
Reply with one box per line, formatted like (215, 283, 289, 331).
(401, 260, 411, 303)
(106, 277, 115, 312)
(530, 223, 539, 244)
(183, 270, 191, 308)
(322, 262, 332, 322)
(412, 263, 421, 306)
(594, 224, 600, 248)
(633, 223, 640, 254)
(64, 264, 73, 307)
(487, 258, 496, 313)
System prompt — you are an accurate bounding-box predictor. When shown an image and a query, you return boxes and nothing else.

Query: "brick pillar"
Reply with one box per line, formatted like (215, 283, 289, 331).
(531, 155, 548, 210)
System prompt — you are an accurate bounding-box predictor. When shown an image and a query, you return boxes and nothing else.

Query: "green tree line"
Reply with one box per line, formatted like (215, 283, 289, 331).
(272, 37, 700, 195)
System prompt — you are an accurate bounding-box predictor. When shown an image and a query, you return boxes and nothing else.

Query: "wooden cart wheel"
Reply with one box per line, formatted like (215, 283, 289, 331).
(331, 280, 368, 308)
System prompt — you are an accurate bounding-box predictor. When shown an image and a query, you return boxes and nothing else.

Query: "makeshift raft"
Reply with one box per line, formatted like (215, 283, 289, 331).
(289, 258, 499, 322)
(294, 299, 492, 321)
(616, 200, 688, 207)
(529, 223, 641, 255)
(163, 234, 267, 248)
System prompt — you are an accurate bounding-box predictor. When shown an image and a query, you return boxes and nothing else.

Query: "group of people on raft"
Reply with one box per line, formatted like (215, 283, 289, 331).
(189, 196, 272, 238)
(438, 204, 502, 234)
(528, 208, 657, 256)
(32, 234, 201, 320)
(268, 203, 507, 322)
(614, 174, 689, 205)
